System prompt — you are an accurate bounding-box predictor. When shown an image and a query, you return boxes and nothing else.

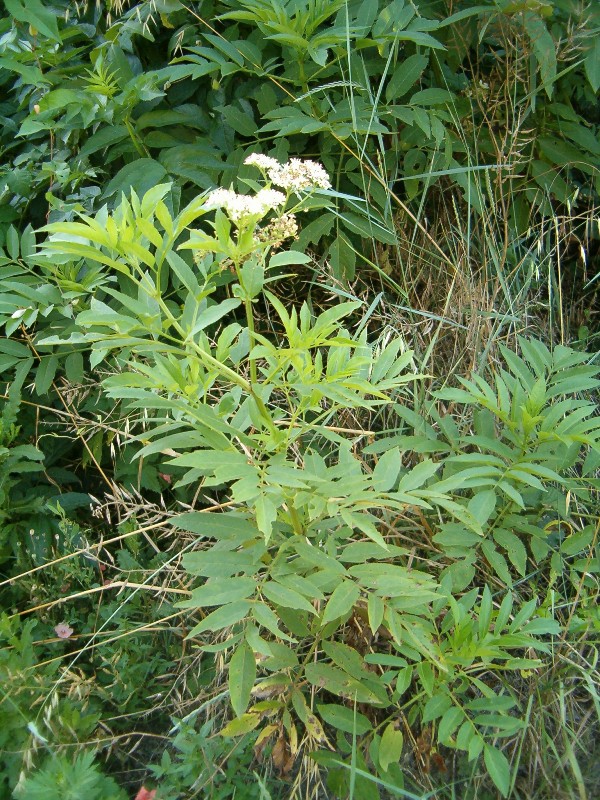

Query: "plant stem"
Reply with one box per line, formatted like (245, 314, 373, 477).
(124, 116, 150, 158)
(245, 296, 258, 385)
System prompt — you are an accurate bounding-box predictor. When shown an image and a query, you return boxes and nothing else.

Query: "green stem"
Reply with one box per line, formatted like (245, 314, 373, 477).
(245, 296, 258, 385)
(287, 501, 304, 535)
(124, 116, 150, 158)
(153, 291, 251, 391)
(152, 287, 277, 436)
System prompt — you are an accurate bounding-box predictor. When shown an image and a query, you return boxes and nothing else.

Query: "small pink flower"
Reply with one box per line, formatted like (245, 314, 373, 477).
(54, 623, 74, 639)
(135, 788, 157, 800)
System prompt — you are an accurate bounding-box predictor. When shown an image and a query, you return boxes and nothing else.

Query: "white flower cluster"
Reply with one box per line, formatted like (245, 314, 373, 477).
(244, 154, 280, 171)
(205, 186, 286, 224)
(244, 154, 332, 193)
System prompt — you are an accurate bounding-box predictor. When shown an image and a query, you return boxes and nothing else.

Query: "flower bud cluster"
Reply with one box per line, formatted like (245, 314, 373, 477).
(257, 213, 299, 248)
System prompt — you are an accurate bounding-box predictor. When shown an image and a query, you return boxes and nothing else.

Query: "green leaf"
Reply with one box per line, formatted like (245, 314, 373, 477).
(478, 585, 493, 640)
(410, 88, 453, 106)
(468, 490, 496, 526)
(229, 641, 256, 717)
(79, 125, 129, 158)
(6, 226, 19, 260)
(65, 352, 84, 384)
(317, 704, 372, 735)
(262, 580, 317, 614)
(182, 548, 261, 578)
(584, 36, 600, 93)
(367, 593, 384, 636)
(305, 664, 385, 705)
(184, 601, 251, 637)
(219, 104, 257, 136)
(34, 355, 58, 395)
(372, 447, 401, 491)
(523, 13, 556, 98)
(328, 232, 356, 280)
(189, 298, 241, 335)
(239, 257, 264, 299)
(252, 602, 296, 642)
(438, 706, 464, 744)
(219, 712, 261, 737)
(481, 540, 513, 586)
(386, 54, 428, 102)
(269, 251, 312, 268)
(493, 529, 527, 576)
(105, 159, 168, 199)
(378, 722, 404, 772)
(397, 459, 440, 492)
(395, 666, 412, 696)
(177, 577, 256, 608)
(255, 493, 277, 541)
(171, 512, 258, 539)
(484, 744, 511, 797)
(5, 0, 60, 41)
(321, 581, 360, 627)
(422, 693, 452, 723)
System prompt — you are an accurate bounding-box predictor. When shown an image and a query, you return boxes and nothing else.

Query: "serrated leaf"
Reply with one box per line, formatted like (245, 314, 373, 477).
(65, 351, 84, 384)
(493, 529, 527, 577)
(255, 493, 277, 541)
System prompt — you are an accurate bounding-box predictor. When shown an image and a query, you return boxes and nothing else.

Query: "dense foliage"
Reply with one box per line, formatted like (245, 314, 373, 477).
(0, 1, 598, 799)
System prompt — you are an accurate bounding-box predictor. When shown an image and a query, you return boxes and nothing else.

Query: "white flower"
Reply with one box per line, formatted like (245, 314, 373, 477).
(205, 187, 285, 224)
(254, 188, 286, 213)
(271, 158, 332, 192)
(244, 154, 282, 172)
(243, 155, 332, 194)
(204, 188, 236, 211)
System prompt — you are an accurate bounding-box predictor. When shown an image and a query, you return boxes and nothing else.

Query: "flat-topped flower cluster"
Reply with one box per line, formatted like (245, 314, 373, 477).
(204, 155, 331, 232)
(244, 154, 331, 192)
(205, 187, 286, 224)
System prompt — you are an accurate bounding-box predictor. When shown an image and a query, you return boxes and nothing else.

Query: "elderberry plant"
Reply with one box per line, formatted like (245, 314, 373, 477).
(36, 160, 576, 797)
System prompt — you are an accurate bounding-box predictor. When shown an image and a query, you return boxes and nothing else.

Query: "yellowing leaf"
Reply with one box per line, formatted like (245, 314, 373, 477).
(379, 722, 403, 772)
